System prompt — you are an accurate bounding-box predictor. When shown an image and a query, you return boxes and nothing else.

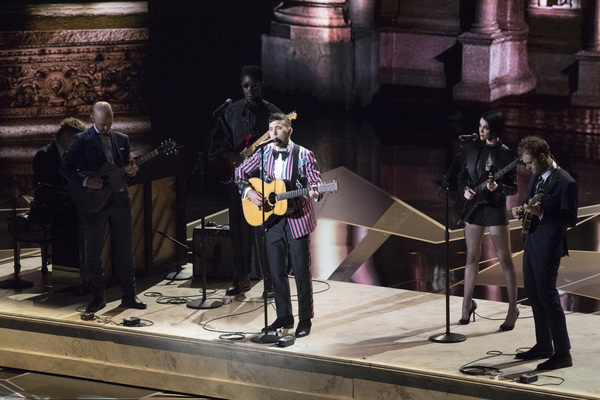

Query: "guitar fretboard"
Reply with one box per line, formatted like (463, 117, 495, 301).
(475, 157, 521, 192)
(277, 187, 310, 201)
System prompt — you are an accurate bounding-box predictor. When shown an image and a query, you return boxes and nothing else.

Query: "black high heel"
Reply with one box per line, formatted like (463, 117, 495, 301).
(458, 300, 477, 325)
(499, 309, 520, 332)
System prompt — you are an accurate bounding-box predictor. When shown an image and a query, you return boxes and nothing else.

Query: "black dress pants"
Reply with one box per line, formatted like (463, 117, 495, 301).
(265, 217, 313, 321)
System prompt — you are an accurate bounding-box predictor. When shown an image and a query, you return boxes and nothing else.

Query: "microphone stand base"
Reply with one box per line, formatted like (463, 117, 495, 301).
(186, 298, 223, 309)
(251, 333, 280, 344)
(429, 332, 467, 343)
(165, 270, 192, 281)
(0, 276, 34, 290)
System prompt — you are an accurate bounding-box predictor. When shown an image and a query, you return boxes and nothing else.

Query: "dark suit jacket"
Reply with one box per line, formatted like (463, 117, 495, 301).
(526, 167, 578, 258)
(60, 126, 131, 187)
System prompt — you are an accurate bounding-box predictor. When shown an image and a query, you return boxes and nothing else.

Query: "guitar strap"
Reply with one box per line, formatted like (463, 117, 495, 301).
(290, 144, 300, 189)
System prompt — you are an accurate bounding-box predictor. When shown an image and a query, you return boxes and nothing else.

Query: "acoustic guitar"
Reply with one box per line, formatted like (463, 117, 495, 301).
(68, 139, 177, 214)
(242, 178, 338, 226)
(219, 111, 297, 185)
(457, 157, 521, 223)
(521, 189, 544, 236)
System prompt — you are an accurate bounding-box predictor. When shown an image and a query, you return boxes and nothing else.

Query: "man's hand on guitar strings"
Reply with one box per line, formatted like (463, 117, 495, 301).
(125, 156, 139, 177)
(524, 202, 542, 216)
(86, 177, 104, 190)
(308, 186, 320, 200)
(247, 189, 264, 207)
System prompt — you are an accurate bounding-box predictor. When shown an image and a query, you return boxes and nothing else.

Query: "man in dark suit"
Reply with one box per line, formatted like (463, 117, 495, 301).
(235, 113, 323, 338)
(512, 136, 578, 370)
(209, 66, 281, 296)
(30, 117, 85, 270)
(60, 101, 146, 313)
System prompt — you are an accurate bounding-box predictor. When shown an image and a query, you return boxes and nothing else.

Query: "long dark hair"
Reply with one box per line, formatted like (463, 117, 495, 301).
(481, 110, 505, 141)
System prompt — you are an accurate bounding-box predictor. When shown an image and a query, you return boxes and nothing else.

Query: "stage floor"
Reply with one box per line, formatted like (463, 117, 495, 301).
(0, 251, 599, 400)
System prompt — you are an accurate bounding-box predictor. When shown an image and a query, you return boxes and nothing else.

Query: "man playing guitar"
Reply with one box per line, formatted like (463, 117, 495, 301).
(235, 113, 323, 338)
(208, 66, 281, 296)
(60, 101, 146, 313)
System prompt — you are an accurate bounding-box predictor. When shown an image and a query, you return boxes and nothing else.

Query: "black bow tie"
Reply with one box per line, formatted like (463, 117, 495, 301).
(273, 150, 289, 161)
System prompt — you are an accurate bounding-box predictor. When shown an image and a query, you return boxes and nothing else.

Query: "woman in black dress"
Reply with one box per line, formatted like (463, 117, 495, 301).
(457, 110, 519, 331)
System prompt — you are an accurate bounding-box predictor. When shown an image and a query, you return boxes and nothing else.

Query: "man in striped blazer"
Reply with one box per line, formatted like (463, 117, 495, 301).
(235, 112, 323, 338)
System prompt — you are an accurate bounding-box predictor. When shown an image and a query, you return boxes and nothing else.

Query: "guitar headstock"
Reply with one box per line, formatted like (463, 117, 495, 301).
(157, 138, 178, 156)
(286, 111, 297, 121)
(318, 180, 338, 194)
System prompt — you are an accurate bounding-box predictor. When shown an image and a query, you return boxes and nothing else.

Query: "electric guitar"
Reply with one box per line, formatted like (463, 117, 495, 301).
(68, 139, 177, 214)
(219, 111, 297, 185)
(242, 178, 338, 226)
(521, 189, 544, 236)
(457, 157, 521, 223)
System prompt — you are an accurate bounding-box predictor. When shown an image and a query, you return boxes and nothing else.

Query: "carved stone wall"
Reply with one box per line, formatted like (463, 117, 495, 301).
(0, 3, 150, 203)
(0, 28, 149, 126)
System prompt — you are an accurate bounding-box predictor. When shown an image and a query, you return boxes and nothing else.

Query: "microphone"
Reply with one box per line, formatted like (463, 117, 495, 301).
(212, 98, 232, 117)
(458, 133, 478, 141)
(255, 137, 278, 148)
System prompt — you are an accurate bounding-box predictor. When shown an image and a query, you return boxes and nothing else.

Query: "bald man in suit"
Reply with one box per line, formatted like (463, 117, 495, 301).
(61, 101, 146, 313)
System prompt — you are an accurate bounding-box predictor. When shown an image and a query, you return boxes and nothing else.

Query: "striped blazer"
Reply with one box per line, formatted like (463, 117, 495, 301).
(235, 141, 323, 239)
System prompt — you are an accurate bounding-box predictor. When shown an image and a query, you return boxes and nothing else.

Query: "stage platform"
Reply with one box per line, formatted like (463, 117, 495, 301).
(0, 252, 599, 400)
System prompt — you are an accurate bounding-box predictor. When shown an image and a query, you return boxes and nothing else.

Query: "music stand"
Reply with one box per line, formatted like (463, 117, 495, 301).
(251, 142, 279, 344)
(429, 143, 466, 343)
(0, 191, 36, 290)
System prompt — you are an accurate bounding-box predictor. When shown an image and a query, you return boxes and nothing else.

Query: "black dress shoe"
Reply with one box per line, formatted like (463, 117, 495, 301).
(295, 319, 312, 338)
(537, 353, 572, 370)
(121, 296, 147, 310)
(86, 298, 106, 313)
(262, 289, 274, 300)
(262, 315, 294, 333)
(226, 275, 251, 296)
(515, 344, 554, 360)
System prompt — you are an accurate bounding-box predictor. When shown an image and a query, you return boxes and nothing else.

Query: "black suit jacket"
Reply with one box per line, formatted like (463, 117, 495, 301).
(60, 126, 131, 187)
(526, 167, 578, 258)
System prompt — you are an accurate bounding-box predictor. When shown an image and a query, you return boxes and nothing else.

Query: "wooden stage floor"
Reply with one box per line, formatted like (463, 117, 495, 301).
(0, 251, 598, 400)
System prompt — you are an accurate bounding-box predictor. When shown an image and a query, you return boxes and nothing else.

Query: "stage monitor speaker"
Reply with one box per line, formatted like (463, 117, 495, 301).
(192, 225, 234, 279)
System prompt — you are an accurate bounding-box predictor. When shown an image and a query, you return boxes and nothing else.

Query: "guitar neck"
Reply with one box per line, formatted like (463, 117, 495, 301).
(277, 187, 310, 201)
(114, 148, 161, 179)
(474, 158, 520, 193)
(241, 131, 270, 159)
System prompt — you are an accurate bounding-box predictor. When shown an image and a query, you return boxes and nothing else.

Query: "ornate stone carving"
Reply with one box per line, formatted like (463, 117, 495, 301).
(0, 29, 149, 119)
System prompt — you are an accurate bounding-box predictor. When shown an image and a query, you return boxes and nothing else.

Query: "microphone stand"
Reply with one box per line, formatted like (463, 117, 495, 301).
(0, 188, 37, 289)
(251, 143, 279, 344)
(187, 110, 226, 310)
(429, 142, 466, 343)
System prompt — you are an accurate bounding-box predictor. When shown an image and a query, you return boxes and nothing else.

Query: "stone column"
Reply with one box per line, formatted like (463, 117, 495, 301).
(454, 0, 536, 102)
(572, 0, 600, 106)
(471, 0, 501, 35)
(262, 0, 377, 108)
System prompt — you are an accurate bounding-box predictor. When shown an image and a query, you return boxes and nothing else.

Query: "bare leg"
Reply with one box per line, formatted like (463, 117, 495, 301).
(489, 225, 519, 328)
(462, 223, 486, 320)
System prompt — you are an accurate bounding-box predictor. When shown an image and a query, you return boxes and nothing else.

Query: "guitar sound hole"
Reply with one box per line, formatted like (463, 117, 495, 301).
(268, 192, 277, 206)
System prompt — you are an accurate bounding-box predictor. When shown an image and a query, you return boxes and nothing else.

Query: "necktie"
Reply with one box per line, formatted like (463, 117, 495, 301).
(99, 133, 114, 163)
(535, 176, 544, 193)
(273, 150, 288, 161)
